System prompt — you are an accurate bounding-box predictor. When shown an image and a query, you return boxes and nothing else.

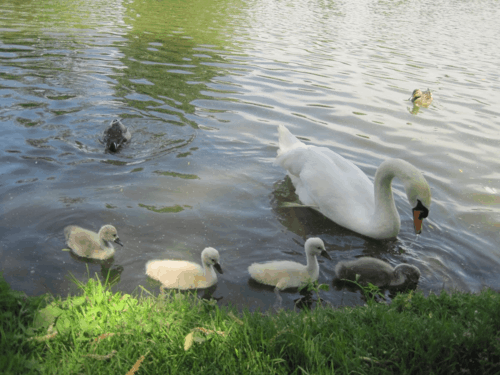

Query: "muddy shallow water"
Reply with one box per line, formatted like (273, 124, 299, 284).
(1, 0, 500, 311)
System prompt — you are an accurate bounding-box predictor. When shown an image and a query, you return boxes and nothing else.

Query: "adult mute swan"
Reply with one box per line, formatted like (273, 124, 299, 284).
(64, 224, 123, 260)
(274, 125, 431, 240)
(145, 247, 223, 290)
(103, 119, 131, 152)
(248, 238, 331, 307)
(335, 257, 421, 286)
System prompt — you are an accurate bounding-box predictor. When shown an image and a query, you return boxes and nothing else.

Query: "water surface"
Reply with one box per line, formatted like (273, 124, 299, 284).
(1, 0, 500, 310)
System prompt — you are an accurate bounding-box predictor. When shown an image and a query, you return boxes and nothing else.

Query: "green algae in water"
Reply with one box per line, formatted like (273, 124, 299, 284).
(130, 167, 143, 173)
(16, 118, 40, 127)
(46, 94, 76, 100)
(51, 109, 80, 116)
(102, 160, 128, 166)
(59, 197, 85, 206)
(19, 102, 43, 108)
(26, 138, 53, 148)
(138, 203, 190, 213)
(154, 170, 199, 179)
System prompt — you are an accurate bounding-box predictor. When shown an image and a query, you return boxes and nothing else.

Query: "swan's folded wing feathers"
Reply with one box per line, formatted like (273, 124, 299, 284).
(315, 147, 373, 187)
(297, 149, 374, 228)
(274, 146, 310, 177)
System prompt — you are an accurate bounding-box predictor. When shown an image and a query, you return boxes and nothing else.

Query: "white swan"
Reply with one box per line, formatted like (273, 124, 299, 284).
(248, 237, 331, 290)
(335, 257, 421, 286)
(64, 224, 123, 260)
(103, 119, 131, 152)
(274, 125, 431, 239)
(145, 247, 223, 290)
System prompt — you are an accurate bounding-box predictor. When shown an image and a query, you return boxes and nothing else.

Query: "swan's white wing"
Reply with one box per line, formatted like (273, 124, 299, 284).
(276, 145, 375, 232)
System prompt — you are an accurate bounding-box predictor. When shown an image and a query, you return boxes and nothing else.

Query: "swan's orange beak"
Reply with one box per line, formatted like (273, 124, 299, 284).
(413, 210, 424, 234)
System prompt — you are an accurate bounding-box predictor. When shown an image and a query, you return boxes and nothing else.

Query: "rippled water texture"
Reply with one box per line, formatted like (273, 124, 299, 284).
(1, 0, 499, 310)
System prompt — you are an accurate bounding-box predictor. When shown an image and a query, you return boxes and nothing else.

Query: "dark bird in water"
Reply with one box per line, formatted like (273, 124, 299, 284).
(103, 119, 131, 152)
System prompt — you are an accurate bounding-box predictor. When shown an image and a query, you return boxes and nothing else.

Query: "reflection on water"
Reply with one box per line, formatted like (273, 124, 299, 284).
(1, 0, 500, 311)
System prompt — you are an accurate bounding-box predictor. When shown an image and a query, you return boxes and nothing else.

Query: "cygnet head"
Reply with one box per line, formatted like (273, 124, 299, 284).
(99, 225, 123, 246)
(304, 237, 331, 260)
(394, 264, 421, 284)
(202, 247, 223, 274)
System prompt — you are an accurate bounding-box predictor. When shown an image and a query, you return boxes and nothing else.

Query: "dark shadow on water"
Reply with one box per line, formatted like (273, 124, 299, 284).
(332, 277, 420, 303)
(67, 251, 124, 286)
(143, 278, 223, 302)
(248, 277, 328, 311)
(270, 176, 403, 255)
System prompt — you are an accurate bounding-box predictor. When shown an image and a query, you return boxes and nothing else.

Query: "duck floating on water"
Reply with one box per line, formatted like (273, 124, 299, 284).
(409, 88, 433, 107)
(64, 224, 123, 260)
(103, 119, 131, 152)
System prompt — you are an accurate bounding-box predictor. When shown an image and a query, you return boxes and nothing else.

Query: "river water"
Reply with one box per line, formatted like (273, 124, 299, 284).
(1, 0, 499, 310)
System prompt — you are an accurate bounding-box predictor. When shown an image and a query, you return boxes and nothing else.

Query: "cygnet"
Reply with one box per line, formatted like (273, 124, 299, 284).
(145, 247, 223, 290)
(64, 224, 123, 260)
(248, 238, 331, 307)
(103, 119, 131, 152)
(335, 257, 421, 287)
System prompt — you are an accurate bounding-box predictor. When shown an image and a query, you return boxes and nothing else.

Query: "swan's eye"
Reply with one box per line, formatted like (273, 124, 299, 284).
(113, 234, 117, 237)
(413, 199, 429, 219)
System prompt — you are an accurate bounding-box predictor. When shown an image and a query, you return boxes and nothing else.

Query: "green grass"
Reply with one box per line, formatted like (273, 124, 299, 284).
(1, 272, 500, 374)
(0, 274, 47, 374)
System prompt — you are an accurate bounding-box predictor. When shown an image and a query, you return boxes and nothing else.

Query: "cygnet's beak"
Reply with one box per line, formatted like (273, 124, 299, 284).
(114, 238, 124, 246)
(213, 263, 223, 274)
(320, 249, 332, 261)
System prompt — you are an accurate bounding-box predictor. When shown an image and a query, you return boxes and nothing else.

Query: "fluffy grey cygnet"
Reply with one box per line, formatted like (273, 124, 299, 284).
(248, 238, 331, 309)
(335, 257, 421, 287)
(103, 119, 131, 152)
(64, 224, 123, 260)
(248, 237, 331, 290)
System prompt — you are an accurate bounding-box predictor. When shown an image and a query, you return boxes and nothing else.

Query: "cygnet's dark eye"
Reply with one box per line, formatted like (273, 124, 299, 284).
(113, 234, 117, 237)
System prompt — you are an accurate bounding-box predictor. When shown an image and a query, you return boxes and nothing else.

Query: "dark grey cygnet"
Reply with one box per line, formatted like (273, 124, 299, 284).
(335, 257, 421, 287)
(103, 119, 131, 152)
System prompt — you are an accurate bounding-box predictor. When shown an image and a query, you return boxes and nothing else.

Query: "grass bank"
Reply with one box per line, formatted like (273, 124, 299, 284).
(1, 273, 500, 374)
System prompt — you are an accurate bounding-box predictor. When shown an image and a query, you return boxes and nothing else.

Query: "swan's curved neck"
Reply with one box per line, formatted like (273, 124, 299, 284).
(101, 239, 113, 250)
(203, 262, 217, 282)
(305, 252, 319, 275)
(370, 160, 404, 239)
